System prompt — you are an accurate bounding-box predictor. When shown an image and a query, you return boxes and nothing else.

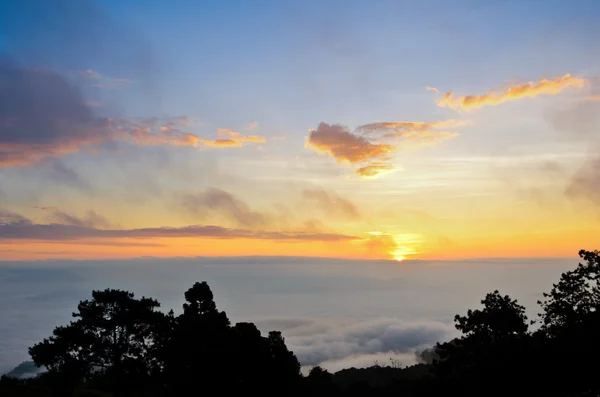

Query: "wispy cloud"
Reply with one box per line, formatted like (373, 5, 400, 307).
(78, 69, 134, 89)
(587, 94, 600, 101)
(181, 188, 270, 228)
(47, 209, 115, 229)
(302, 188, 361, 219)
(436, 73, 585, 111)
(32, 206, 58, 212)
(115, 119, 267, 149)
(306, 119, 466, 177)
(0, 210, 358, 243)
(355, 163, 398, 178)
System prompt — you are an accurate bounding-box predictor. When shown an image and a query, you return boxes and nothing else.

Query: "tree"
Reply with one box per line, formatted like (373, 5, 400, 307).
(162, 282, 234, 394)
(266, 331, 302, 393)
(454, 290, 528, 339)
(538, 249, 600, 335)
(433, 290, 529, 396)
(29, 289, 170, 396)
(535, 250, 600, 395)
(305, 366, 336, 396)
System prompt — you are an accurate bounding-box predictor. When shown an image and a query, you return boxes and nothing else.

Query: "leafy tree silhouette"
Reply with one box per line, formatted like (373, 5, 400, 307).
(162, 281, 233, 394)
(305, 366, 336, 396)
(433, 290, 529, 396)
(535, 249, 600, 396)
(29, 289, 170, 397)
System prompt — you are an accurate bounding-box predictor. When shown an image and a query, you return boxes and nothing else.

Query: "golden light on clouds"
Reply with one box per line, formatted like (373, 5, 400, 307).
(363, 231, 423, 261)
(436, 73, 585, 111)
(306, 123, 394, 164)
(307, 120, 466, 178)
(390, 233, 424, 261)
(355, 163, 398, 178)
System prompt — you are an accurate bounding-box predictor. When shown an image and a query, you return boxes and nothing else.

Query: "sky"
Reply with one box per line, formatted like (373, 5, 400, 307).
(1, 0, 599, 376)
(1, 0, 600, 261)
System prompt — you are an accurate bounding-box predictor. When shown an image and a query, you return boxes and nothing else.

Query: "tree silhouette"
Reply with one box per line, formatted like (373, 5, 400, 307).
(434, 290, 529, 396)
(535, 250, 600, 395)
(29, 289, 169, 396)
(305, 366, 336, 396)
(539, 250, 600, 334)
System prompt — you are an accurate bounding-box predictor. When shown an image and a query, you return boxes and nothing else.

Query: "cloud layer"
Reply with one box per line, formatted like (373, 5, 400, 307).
(0, 209, 357, 243)
(436, 73, 585, 111)
(256, 317, 454, 371)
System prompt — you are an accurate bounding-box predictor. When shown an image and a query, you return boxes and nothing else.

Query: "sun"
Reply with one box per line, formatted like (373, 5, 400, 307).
(390, 234, 423, 261)
(390, 248, 411, 262)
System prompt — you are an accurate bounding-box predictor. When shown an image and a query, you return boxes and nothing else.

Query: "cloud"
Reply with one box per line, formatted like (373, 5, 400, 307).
(306, 120, 466, 178)
(47, 209, 114, 229)
(426, 86, 439, 93)
(565, 157, 600, 207)
(32, 206, 58, 212)
(302, 188, 360, 220)
(306, 123, 393, 164)
(437, 73, 585, 111)
(41, 158, 93, 191)
(358, 120, 469, 135)
(0, 61, 261, 168)
(117, 119, 266, 149)
(355, 164, 398, 178)
(256, 317, 454, 370)
(0, 210, 357, 242)
(0, 209, 31, 226)
(181, 188, 269, 228)
(78, 69, 134, 89)
(246, 121, 259, 131)
(588, 95, 600, 101)
(0, 61, 113, 167)
(546, 98, 600, 207)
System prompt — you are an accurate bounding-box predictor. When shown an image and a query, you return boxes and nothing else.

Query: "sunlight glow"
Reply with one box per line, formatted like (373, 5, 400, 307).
(391, 234, 423, 261)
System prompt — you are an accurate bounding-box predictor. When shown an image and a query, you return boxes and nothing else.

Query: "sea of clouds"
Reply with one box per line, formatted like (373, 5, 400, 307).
(0, 256, 573, 374)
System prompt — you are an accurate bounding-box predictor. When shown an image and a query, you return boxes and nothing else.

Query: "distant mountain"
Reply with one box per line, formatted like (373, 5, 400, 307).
(3, 361, 45, 379)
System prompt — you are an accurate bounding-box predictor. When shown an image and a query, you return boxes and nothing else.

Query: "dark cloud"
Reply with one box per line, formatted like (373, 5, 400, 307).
(181, 188, 268, 228)
(302, 188, 360, 220)
(0, 61, 112, 167)
(0, 210, 357, 242)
